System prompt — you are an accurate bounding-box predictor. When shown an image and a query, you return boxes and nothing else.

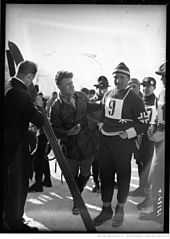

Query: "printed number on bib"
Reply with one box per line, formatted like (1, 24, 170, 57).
(108, 100, 116, 116)
(105, 97, 123, 120)
(145, 105, 157, 124)
(146, 108, 152, 123)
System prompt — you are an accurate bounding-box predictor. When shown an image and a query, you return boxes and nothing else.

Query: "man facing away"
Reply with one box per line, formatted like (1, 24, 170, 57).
(4, 60, 44, 232)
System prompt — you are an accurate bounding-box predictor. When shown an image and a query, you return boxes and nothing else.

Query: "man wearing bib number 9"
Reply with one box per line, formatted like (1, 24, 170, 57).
(93, 62, 148, 227)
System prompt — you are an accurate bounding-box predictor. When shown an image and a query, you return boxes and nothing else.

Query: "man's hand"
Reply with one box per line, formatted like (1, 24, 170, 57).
(149, 130, 165, 143)
(67, 124, 81, 136)
(119, 131, 128, 139)
(147, 125, 155, 138)
(97, 122, 103, 130)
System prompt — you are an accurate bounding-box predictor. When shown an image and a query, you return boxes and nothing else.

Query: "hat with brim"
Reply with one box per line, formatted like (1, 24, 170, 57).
(94, 82, 109, 89)
(141, 77, 156, 87)
(94, 75, 110, 89)
(155, 63, 166, 75)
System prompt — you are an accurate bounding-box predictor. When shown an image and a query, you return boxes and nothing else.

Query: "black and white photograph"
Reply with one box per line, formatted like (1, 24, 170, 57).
(2, 2, 167, 234)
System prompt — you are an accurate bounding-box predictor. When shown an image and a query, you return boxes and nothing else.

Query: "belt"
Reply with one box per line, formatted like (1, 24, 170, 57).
(101, 128, 122, 136)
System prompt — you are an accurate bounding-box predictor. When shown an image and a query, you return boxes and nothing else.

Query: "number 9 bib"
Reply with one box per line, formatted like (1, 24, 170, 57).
(105, 97, 124, 120)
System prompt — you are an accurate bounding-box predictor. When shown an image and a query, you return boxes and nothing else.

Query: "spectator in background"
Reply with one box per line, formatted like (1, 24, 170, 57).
(128, 78, 144, 183)
(90, 75, 111, 193)
(46, 91, 58, 117)
(29, 89, 52, 193)
(81, 87, 90, 98)
(38, 92, 47, 108)
(89, 89, 96, 101)
(32, 85, 43, 107)
(94, 75, 110, 101)
(128, 78, 143, 98)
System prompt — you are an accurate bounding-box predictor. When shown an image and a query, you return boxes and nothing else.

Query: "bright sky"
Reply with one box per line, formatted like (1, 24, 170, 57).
(5, 4, 166, 96)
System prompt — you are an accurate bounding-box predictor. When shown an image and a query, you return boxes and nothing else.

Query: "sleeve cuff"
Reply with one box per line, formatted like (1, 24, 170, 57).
(126, 127, 137, 139)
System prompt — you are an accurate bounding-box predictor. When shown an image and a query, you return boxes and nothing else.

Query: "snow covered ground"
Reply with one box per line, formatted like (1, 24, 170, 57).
(25, 154, 163, 233)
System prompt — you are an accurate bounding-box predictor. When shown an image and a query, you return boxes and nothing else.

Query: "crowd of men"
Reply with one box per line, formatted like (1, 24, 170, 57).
(4, 60, 166, 232)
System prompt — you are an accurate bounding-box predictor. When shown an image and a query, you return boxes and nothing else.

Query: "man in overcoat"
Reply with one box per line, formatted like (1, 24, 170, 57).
(4, 60, 44, 231)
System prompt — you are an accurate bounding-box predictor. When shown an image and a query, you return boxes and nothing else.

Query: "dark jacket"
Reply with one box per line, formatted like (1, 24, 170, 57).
(50, 91, 100, 160)
(4, 78, 44, 164)
(101, 88, 148, 135)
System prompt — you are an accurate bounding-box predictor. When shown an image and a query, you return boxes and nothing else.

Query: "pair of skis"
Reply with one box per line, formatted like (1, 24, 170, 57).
(6, 41, 96, 232)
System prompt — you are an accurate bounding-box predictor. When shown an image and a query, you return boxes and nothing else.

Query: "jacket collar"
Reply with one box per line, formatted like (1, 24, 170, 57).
(10, 77, 27, 90)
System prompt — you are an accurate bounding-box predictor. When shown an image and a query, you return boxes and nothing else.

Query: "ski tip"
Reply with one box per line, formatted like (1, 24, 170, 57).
(8, 41, 13, 47)
(8, 41, 16, 47)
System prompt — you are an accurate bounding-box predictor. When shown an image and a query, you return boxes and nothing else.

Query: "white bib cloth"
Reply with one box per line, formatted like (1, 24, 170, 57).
(105, 89, 130, 120)
(157, 89, 165, 125)
(145, 98, 157, 124)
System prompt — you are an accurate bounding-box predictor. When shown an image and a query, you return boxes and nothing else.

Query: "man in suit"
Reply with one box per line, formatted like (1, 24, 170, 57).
(4, 60, 44, 232)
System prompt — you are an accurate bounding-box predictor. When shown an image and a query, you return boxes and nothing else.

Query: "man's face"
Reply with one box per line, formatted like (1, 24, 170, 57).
(52, 92, 58, 99)
(59, 77, 75, 97)
(98, 87, 108, 97)
(113, 73, 129, 90)
(142, 84, 155, 96)
(129, 83, 140, 95)
(24, 73, 34, 87)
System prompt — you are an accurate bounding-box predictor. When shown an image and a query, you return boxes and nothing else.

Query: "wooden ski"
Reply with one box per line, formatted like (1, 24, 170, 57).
(6, 41, 96, 232)
(6, 50, 15, 77)
(40, 108, 96, 232)
(8, 41, 24, 64)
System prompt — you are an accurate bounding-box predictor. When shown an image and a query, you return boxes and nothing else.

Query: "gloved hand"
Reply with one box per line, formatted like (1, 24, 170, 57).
(67, 124, 81, 136)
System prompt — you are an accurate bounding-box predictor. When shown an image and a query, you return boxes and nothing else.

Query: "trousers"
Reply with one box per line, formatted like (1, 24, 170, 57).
(34, 134, 51, 184)
(98, 134, 134, 204)
(135, 134, 155, 190)
(149, 140, 165, 218)
(4, 143, 30, 227)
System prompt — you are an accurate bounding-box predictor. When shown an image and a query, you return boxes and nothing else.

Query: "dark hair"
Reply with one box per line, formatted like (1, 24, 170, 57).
(81, 88, 89, 95)
(34, 84, 39, 93)
(89, 89, 95, 95)
(55, 71, 73, 86)
(98, 75, 108, 82)
(52, 91, 58, 96)
(17, 60, 38, 76)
